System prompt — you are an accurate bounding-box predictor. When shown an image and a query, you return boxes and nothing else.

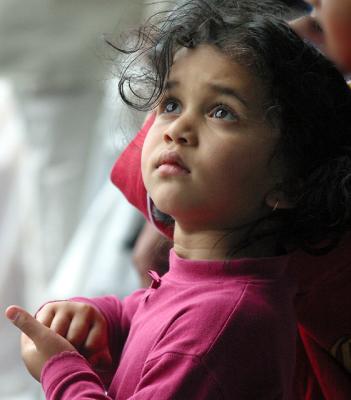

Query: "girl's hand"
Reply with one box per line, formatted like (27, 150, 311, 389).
(35, 301, 112, 369)
(5, 305, 77, 381)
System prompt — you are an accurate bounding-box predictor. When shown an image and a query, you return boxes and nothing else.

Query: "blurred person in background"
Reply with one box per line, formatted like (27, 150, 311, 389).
(292, 0, 351, 74)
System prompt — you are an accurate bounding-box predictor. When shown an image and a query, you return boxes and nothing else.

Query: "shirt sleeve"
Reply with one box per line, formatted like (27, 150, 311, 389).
(128, 352, 224, 399)
(42, 351, 113, 400)
(41, 351, 222, 400)
(40, 290, 146, 399)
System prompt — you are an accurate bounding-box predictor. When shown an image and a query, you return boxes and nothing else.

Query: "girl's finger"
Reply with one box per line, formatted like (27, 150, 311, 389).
(84, 320, 106, 353)
(83, 322, 112, 367)
(36, 307, 55, 327)
(49, 312, 72, 337)
(65, 313, 90, 348)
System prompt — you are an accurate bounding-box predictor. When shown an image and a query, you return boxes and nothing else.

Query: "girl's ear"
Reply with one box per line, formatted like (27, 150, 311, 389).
(265, 190, 295, 211)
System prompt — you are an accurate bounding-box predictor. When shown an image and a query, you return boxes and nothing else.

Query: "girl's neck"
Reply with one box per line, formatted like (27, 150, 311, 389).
(173, 224, 279, 261)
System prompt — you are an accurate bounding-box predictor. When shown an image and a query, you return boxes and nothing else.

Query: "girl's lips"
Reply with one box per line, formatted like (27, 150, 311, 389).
(156, 151, 190, 173)
(157, 163, 190, 176)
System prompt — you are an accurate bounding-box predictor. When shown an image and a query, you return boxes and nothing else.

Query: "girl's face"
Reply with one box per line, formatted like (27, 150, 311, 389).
(141, 45, 283, 234)
(306, 0, 351, 71)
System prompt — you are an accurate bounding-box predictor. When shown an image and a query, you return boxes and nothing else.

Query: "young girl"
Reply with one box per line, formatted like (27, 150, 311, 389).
(117, 2, 351, 398)
(6, 1, 351, 399)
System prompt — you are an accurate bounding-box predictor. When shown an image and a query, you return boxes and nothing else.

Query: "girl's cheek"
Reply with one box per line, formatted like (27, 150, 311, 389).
(141, 130, 158, 179)
(141, 142, 151, 180)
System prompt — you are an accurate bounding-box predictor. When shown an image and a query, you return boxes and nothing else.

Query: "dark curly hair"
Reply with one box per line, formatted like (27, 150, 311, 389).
(109, 0, 351, 254)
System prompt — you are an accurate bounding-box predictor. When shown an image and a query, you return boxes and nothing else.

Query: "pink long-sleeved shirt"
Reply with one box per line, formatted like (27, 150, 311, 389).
(41, 249, 297, 399)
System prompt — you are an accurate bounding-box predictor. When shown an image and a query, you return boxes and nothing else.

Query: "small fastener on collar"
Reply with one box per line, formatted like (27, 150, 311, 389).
(148, 270, 162, 289)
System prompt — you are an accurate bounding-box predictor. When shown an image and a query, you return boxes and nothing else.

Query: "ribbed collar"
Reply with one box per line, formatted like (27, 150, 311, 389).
(166, 248, 290, 283)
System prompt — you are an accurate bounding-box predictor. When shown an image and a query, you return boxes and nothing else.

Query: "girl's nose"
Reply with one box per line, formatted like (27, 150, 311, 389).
(163, 115, 198, 146)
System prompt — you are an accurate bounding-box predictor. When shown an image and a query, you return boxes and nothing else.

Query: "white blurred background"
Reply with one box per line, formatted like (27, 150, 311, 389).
(0, 1, 156, 398)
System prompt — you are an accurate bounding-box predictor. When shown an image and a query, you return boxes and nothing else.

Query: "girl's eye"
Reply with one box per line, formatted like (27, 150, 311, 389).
(210, 105, 238, 121)
(161, 99, 181, 114)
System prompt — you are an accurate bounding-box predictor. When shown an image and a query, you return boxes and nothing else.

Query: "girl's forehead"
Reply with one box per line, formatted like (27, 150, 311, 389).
(169, 45, 268, 108)
(171, 45, 257, 84)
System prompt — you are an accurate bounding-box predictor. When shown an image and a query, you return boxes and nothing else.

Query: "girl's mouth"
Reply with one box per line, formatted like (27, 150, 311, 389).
(157, 163, 190, 176)
(156, 150, 190, 173)
(156, 151, 190, 174)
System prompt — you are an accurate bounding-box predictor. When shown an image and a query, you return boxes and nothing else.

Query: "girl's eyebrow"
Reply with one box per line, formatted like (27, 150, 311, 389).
(164, 80, 178, 90)
(165, 80, 249, 109)
(208, 83, 249, 108)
